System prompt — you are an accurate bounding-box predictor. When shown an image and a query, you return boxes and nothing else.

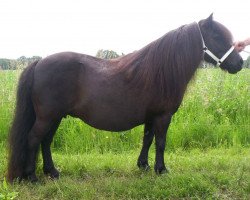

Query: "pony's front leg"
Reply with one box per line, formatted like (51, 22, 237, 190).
(153, 113, 172, 174)
(137, 121, 154, 170)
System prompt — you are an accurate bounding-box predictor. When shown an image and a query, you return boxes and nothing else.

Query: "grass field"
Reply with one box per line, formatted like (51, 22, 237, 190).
(0, 69, 249, 199)
(0, 148, 249, 199)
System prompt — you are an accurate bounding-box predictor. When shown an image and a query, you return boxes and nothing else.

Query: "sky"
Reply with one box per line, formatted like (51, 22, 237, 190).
(0, 0, 250, 59)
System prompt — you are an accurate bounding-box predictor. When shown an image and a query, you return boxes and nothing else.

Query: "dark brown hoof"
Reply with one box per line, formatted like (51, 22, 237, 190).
(26, 174, 39, 183)
(137, 160, 151, 171)
(154, 165, 169, 174)
(44, 168, 60, 179)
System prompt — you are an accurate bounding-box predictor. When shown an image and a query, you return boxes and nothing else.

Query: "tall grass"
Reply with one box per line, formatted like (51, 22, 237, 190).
(0, 69, 249, 153)
(0, 70, 21, 143)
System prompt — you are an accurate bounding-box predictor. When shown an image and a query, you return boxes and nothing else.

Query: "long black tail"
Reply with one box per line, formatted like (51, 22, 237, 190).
(7, 61, 39, 182)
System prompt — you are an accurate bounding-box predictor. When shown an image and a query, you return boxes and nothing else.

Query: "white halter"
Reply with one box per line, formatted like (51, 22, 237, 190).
(197, 23, 235, 66)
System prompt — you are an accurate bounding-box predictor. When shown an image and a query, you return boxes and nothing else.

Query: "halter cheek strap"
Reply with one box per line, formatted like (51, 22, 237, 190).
(197, 23, 235, 66)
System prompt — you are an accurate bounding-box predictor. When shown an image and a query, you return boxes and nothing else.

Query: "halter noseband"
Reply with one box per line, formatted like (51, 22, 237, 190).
(197, 23, 235, 66)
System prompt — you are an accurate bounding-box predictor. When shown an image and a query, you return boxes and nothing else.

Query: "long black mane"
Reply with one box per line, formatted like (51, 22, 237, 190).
(112, 22, 203, 97)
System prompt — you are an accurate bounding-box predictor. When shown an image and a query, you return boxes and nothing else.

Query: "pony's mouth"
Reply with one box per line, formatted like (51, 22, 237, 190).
(220, 62, 243, 74)
(220, 57, 243, 74)
(226, 66, 242, 74)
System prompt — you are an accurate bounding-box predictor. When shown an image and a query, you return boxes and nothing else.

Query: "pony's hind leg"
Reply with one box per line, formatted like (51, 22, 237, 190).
(137, 121, 154, 170)
(24, 118, 54, 182)
(41, 119, 61, 179)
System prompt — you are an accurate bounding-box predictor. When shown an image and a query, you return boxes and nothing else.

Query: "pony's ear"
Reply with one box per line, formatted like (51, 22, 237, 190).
(207, 13, 213, 22)
(203, 13, 214, 28)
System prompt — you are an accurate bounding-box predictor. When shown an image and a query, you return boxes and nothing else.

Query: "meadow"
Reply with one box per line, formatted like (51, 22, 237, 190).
(0, 69, 249, 199)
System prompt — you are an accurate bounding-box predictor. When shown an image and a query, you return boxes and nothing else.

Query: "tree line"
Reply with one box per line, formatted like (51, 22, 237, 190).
(0, 56, 42, 70)
(0, 51, 249, 70)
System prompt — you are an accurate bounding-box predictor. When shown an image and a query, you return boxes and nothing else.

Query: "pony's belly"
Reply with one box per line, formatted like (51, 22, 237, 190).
(75, 109, 144, 132)
(85, 119, 142, 132)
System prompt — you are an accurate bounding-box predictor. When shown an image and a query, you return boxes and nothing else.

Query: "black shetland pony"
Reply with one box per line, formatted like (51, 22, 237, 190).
(7, 14, 243, 182)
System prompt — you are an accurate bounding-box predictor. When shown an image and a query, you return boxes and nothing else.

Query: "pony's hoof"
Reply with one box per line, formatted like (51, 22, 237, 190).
(137, 161, 151, 171)
(27, 174, 38, 183)
(44, 168, 60, 179)
(154, 165, 169, 174)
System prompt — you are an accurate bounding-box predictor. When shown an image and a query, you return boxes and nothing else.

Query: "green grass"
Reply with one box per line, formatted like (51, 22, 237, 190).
(0, 148, 249, 199)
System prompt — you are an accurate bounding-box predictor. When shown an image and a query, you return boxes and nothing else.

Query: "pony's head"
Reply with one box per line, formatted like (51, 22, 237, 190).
(199, 14, 243, 74)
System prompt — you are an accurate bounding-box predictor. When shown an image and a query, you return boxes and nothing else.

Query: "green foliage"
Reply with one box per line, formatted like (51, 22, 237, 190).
(243, 56, 250, 68)
(96, 49, 121, 59)
(0, 59, 17, 70)
(0, 56, 41, 70)
(0, 178, 18, 200)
